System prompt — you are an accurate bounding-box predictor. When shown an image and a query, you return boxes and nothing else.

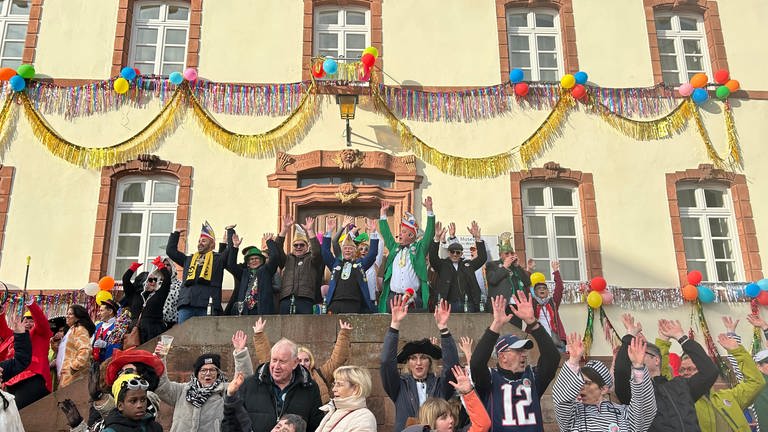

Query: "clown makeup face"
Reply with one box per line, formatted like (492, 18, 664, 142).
(197, 236, 214, 253)
(247, 255, 264, 269)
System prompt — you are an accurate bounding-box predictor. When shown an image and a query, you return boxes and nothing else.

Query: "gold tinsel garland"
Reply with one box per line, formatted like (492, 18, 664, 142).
(21, 89, 184, 168)
(691, 104, 728, 170)
(724, 101, 741, 167)
(592, 97, 693, 141)
(188, 82, 319, 158)
(519, 93, 575, 166)
(371, 85, 518, 178)
(0, 95, 17, 157)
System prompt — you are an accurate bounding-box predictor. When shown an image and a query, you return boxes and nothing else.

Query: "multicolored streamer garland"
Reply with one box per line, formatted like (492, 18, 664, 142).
(751, 299, 762, 355)
(2, 291, 97, 323)
(583, 305, 594, 358)
(693, 299, 737, 386)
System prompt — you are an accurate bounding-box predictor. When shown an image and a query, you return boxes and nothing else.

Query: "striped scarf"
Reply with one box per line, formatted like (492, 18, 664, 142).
(185, 374, 225, 408)
(187, 251, 214, 283)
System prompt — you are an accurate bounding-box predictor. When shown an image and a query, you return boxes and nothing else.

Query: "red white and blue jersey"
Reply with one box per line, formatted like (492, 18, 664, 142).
(485, 366, 543, 432)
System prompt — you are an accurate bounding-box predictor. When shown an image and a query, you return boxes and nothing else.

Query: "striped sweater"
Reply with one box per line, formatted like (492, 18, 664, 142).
(553, 362, 656, 432)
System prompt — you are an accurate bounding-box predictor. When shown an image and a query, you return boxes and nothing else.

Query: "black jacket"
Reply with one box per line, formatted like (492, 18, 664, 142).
(0, 331, 31, 382)
(137, 267, 171, 343)
(428, 240, 487, 305)
(102, 408, 163, 432)
(166, 231, 229, 311)
(222, 362, 323, 432)
(614, 334, 718, 432)
(224, 237, 283, 316)
(120, 270, 149, 319)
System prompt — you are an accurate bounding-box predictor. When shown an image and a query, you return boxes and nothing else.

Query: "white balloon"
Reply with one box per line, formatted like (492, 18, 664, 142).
(83, 282, 99, 296)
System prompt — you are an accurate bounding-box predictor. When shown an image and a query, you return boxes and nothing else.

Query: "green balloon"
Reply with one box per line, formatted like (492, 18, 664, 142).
(16, 64, 34, 79)
(715, 85, 730, 100)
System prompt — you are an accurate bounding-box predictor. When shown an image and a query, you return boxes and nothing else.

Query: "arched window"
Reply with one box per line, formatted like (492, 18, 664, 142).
(0, 0, 30, 69)
(109, 176, 179, 275)
(129, 1, 190, 75)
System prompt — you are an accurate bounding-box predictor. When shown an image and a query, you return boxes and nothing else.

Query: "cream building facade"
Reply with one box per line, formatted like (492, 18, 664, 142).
(0, 0, 766, 354)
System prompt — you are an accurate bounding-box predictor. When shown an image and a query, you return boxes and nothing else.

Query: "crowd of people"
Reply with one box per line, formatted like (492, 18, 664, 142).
(0, 197, 767, 431)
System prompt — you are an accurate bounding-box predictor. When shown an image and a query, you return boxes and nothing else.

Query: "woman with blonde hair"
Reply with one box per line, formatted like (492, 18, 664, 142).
(316, 365, 377, 432)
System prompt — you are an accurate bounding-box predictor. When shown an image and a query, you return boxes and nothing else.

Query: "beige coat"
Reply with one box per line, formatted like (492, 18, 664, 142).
(252, 327, 350, 404)
(316, 395, 377, 432)
(59, 325, 91, 387)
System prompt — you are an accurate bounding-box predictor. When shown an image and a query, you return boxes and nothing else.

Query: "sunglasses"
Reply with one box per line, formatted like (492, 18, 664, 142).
(147, 278, 158, 283)
(449, 250, 463, 255)
(122, 378, 149, 392)
(292, 243, 306, 248)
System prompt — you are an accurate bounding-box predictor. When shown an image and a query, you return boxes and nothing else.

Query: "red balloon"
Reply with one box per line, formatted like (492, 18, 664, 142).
(681, 284, 698, 301)
(361, 53, 375, 68)
(514, 82, 529, 97)
(311, 63, 325, 78)
(590, 276, 607, 292)
(687, 270, 703, 285)
(133, 67, 141, 77)
(714, 69, 730, 85)
(571, 84, 587, 100)
(758, 290, 768, 306)
(358, 65, 371, 81)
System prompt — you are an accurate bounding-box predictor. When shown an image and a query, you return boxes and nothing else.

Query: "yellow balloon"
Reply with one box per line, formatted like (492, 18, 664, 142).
(530, 272, 546, 285)
(363, 46, 379, 58)
(113, 77, 130, 94)
(587, 290, 603, 309)
(95, 290, 113, 305)
(560, 74, 576, 89)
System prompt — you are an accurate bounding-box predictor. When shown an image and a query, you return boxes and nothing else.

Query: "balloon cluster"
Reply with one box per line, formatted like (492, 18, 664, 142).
(168, 67, 198, 86)
(679, 270, 715, 303)
(113, 67, 141, 95)
(0, 64, 36, 92)
(677, 70, 740, 105)
(744, 278, 768, 305)
(311, 46, 379, 81)
(83, 275, 116, 305)
(585, 276, 611, 309)
(508, 68, 529, 97)
(560, 71, 589, 102)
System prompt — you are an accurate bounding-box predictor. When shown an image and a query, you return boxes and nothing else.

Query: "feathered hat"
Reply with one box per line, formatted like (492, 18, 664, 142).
(200, 220, 215, 241)
(401, 212, 419, 234)
(498, 232, 514, 253)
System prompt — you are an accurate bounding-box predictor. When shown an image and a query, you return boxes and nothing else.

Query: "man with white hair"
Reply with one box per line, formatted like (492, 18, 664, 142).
(222, 338, 323, 432)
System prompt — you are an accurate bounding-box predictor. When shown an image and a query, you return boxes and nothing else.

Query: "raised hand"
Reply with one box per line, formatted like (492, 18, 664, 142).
(339, 320, 352, 331)
(9, 317, 23, 333)
(722, 316, 739, 333)
(526, 258, 536, 273)
(747, 314, 768, 330)
(448, 222, 456, 238)
(227, 371, 245, 396)
(551, 261, 560, 272)
(566, 333, 584, 365)
(430, 337, 439, 347)
(380, 200, 392, 217)
(58, 399, 84, 428)
(232, 330, 247, 352)
(509, 290, 535, 325)
(658, 319, 684, 340)
(153, 342, 166, 357)
(433, 299, 451, 330)
(434, 221, 446, 242)
(225, 224, 237, 231)
(423, 196, 433, 212)
(342, 215, 354, 228)
(325, 217, 337, 234)
(389, 295, 409, 330)
(232, 233, 242, 248)
(262, 233, 274, 244)
(458, 336, 473, 362)
(467, 221, 481, 240)
(301, 217, 316, 234)
(252, 317, 267, 334)
(502, 255, 515, 269)
(717, 333, 740, 351)
(621, 313, 643, 336)
(281, 214, 294, 235)
(628, 334, 647, 367)
(448, 365, 473, 395)
(490, 295, 514, 333)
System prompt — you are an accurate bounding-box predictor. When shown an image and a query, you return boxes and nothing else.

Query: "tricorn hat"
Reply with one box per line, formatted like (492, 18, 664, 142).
(396, 338, 442, 363)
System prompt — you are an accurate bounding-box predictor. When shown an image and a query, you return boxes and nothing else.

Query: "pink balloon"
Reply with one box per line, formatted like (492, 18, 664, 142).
(183, 68, 198, 82)
(600, 290, 613, 305)
(321, 284, 330, 297)
(678, 83, 694, 97)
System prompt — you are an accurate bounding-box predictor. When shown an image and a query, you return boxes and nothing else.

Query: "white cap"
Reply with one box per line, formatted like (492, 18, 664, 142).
(754, 349, 768, 363)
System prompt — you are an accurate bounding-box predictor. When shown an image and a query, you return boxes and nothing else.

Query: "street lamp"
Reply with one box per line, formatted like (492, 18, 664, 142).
(336, 94, 358, 147)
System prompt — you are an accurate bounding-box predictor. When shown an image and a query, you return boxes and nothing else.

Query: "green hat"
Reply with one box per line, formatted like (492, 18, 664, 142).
(498, 232, 514, 253)
(354, 232, 369, 244)
(242, 246, 265, 261)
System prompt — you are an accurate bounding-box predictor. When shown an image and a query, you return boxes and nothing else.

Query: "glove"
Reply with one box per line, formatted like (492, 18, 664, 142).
(92, 339, 107, 348)
(152, 256, 165, 271)
(129, 262, 142, 272)
(88, 362, 103, 401)
(58, 399, 83, 428)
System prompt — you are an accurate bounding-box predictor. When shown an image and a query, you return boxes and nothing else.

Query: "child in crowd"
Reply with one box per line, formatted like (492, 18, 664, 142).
(101, 373, 162, 432)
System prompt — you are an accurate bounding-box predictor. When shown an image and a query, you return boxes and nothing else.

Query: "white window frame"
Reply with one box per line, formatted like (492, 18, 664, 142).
(505, 8, 564, 82)
(677, 183, 744, 282)
(522, 183, 587, 282)
(0, 0, 30, 69)
(654, 12, 712, 85)
(108, 176, 179, 276)
(313, 6, 370, 60)
(128, 1, 189, 76)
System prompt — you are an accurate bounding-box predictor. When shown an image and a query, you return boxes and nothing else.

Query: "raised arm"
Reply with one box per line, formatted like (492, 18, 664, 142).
(380, 295, 408, 401)
(320, 235, 336, 271)
(0, 319, 32, 381)
(317, 321, 352, 382)
(718, 333, 765, 408)
(378, 200, 396, 250)
(231, 330, 254, 377)
(165, 231, 186, 267)
(510, 290, 560, 396)
(470, 295, 512, 399)
(449, 365, 491, 432)
(28, 300, 53, 339)
(251, 318, 272, 365)
(435, 300, 460, 398)
(614, 313, 644, 405)
(467, 222, 487, 271)
(121, 262, 142, 298)
(552, 333, 585, 430)
(360, 235, 379, 271)
(225, 232, 244, 280)
(660, 319, 718, 400)
(627, 336, 657, 432)
(552, 261, 564, 307)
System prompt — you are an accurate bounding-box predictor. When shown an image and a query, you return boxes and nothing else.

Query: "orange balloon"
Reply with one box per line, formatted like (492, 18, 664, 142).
(681, 284, 698, 301)
(0, 67, 16, 81)
(690, 73, 708, 88)
(98, 276, 115, 291)
(725, 79, 740, 92)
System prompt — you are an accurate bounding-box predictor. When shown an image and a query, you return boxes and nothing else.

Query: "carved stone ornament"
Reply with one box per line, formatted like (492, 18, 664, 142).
(334, 149, 365, 170)
(335, 183, 359, 203)
(137, 154, 160, 171)
(277, 152, 295, 171)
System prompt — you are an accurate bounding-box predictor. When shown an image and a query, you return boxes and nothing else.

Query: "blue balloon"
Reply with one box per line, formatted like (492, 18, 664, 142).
(9, 75, 25, 92)
(697, 285, 715, 303)
(509, 68, 525, 84)
(323, 58, 338, 75)
(574, 71, 588, 85)
(168, 71, 183, 85)
(758, 278, 768, 291)
(120, 66, 137, 81)
(746, 283, 761, 298)
(692, 88, 709, 104)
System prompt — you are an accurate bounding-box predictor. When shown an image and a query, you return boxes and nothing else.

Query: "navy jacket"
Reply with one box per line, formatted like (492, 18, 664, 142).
(321, 235, 379, 313)
(224, 237, 283, 315)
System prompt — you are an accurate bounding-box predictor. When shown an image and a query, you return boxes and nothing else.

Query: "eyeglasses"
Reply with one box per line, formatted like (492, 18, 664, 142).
(147, 278, 158, 283)
(199, 367, 219, 376)
(123, 378, 149, 391)
(449, 250, 463, 255)
(292, 243, 306, 249)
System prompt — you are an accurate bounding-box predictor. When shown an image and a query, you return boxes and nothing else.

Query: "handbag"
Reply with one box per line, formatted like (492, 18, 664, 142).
(123, 326, 140, 349)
